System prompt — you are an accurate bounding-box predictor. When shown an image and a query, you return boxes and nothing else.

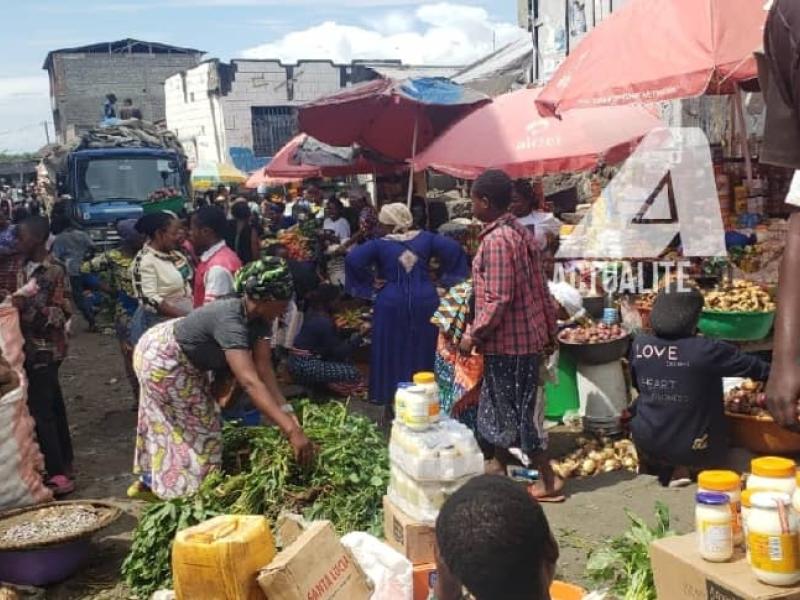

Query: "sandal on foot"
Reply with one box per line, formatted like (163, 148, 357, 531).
(46, 475, 75, 497)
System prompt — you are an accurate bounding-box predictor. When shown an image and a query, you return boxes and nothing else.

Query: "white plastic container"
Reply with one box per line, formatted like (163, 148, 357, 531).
(746, 457, 797, 495)
(389, 418, 484, 481)
(698, 470, 742, 546)
(412, 372, 440, 424)
(747, 492, 800, 586)
(394, 382, 413, 423)
(387, 464, 472, 524)
(400, 386, 432, 431)
(695, 492, 733, 563)
(792, 472, 800, 516)
(741, 488, 761, 563)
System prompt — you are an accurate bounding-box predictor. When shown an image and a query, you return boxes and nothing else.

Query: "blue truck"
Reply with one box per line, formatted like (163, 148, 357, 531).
(52, 126, 190, 248)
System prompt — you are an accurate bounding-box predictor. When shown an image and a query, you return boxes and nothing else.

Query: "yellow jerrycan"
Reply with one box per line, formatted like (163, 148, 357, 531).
(172, 515, 277, 600)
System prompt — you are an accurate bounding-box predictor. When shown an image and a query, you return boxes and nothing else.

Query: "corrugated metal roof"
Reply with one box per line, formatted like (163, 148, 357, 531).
(357, 62, 462, 81)
(453, 36, 534, 96)
(43, 38, 204, 70)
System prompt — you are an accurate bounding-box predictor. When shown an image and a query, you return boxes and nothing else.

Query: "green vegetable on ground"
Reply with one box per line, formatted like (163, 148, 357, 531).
(586, 502, 674, 600)
(122, 399, 389, 598)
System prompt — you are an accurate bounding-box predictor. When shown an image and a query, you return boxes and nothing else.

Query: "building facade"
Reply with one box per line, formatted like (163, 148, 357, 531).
(44, 39, 205, 143)
(165, 59, 459, 171)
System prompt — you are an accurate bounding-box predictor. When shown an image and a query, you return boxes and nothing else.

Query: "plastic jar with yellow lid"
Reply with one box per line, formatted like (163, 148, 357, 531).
(412, 372, 440, 423)
(793, 472, 800, 516)
(698, 470, 742, 546)
(741, 488, 767, 562)
(747, 492, 800, 586)
(747, 457, 797, 495)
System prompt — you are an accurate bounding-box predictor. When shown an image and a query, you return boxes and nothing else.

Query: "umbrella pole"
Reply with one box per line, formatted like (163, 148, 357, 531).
(407, 118, 419, 207)
(734, 87, 754, 187)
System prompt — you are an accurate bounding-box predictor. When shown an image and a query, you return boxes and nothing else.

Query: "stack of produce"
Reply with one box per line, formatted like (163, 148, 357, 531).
(122, 400, 388, 599)
(276, 227, 313, 261)
(558, 322, 626, 344)
(703, 280, 775, 312)
(387, 417, 484, 525)
(550, 435, 639, 480)
(724, 379, 768, 418)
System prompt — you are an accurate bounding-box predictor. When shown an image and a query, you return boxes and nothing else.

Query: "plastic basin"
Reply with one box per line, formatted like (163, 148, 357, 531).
(698, 310, 775, 341)
(550, 580, 586, 600)
(0, 538, 90, 586)
(544, 352, 579, 420)
(726, 412, 800, 455)
(143, 196, 185, 215)
(559, 335, 630, 366)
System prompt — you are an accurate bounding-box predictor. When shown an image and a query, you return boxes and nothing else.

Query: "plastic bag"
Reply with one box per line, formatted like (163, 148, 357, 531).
(341, 532, 413, 600)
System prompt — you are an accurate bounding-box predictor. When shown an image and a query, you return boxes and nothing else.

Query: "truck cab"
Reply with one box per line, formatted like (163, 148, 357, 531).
(62, 147, 188, 248)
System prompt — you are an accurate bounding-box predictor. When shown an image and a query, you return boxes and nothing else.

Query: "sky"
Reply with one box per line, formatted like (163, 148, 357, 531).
(0, 0, 519, 153)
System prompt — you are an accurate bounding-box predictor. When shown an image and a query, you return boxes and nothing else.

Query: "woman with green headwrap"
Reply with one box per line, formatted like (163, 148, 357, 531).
(129, 256, 315, 500)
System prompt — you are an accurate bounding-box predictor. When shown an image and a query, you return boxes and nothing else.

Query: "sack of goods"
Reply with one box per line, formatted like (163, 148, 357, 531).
(387, 373, 484, 525)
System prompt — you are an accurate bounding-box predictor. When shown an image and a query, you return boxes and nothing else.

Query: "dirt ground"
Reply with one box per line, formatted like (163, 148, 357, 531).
(31, 328, 708, 598)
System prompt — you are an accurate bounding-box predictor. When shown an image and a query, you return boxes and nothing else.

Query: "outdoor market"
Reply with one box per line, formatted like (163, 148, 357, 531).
(4, 0, 800, 599)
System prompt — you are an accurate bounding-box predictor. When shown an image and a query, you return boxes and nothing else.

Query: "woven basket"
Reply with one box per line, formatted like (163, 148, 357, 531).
(0, 500, 122, 551)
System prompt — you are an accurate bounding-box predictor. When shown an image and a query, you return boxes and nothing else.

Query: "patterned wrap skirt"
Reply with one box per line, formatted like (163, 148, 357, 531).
(477, 353, 545, 455)
(133, 320, 221, 499)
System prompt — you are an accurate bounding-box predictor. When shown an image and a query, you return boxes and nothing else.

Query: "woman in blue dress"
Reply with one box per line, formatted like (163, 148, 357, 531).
(346, 203, 468, 408)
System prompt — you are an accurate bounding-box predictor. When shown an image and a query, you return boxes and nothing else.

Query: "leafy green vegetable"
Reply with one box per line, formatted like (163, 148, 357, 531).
(586, 502, 674, 600)
(122, 399, 389, 598)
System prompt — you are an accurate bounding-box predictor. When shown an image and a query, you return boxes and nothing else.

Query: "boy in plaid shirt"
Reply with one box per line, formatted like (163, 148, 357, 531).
(461, 169, 562, 502)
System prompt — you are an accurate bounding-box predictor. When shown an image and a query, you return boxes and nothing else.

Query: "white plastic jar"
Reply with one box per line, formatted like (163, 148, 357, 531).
(394, 382, 413, 423)
(402, 386, 434, 431)
(747, 457, 797, 495)
(747, 492, 800, 586)
(412, 372, 440, 423)
(792, 472, 800, 516)
(695, 492, 733, 562)
(698, 470, 742, 546)
(741, 488, 756, 563)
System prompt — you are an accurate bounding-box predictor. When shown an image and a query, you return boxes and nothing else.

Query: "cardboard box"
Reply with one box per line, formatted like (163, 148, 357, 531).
(383, 495, 436, 565)
(258, 521, 372, 600)
(413, 563, 438, 600)
(651, 533, 800, 600)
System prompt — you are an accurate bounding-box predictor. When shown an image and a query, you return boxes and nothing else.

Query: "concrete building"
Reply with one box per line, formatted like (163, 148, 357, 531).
(517, 0, 626, 81)
(44, 39, 205, 143)
(164, 59, 460, 171)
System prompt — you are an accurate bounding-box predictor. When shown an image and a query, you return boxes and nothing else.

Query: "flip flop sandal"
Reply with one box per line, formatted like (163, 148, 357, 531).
(527, 485, 566, 503)
(46, 475, 75, 497)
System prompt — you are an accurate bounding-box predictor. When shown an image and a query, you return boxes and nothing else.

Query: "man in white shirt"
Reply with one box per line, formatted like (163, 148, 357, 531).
(322, 198, 351, 243)
(509, 179, 562, 251)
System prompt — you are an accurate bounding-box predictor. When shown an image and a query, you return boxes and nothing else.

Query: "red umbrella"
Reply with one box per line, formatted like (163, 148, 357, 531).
(412, 87, 663, 180)
(536, 0, 767, 117)
(263, 134, 402, 179)
(298, 78, 490, 161)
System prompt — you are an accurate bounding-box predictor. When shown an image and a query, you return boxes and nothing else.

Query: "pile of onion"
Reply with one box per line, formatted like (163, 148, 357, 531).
(551, 435, 638, 479)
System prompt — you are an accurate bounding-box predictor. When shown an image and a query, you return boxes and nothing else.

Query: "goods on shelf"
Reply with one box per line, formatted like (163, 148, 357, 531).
(550, 435, 638, 479)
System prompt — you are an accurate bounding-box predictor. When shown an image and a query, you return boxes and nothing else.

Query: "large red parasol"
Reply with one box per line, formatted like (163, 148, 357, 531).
(536, 0, 767, 117)
(298, 78, 490, 161)
(412, 87, 663, 180)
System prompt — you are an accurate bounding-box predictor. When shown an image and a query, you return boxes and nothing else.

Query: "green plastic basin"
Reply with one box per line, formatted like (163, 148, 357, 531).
(698, 310, 775, 342)
(545, 352, 579, 420)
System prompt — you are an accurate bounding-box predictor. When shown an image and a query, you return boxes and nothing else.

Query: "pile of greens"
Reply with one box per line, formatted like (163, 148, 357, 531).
(122, 400, 388, 598)
(586, 502, 674, 600)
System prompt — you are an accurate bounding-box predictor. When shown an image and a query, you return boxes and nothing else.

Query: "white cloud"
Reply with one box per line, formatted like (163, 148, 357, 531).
(0, 77, 51, 152)
(241, 2, 524, 65)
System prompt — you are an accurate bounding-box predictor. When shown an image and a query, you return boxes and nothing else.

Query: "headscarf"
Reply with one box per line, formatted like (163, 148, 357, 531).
(234, 256, 295, 301)
(116, 218, 142, 245)
(378, 203, 414, 233)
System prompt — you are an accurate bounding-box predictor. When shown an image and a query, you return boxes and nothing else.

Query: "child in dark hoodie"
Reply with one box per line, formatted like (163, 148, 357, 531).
(629, 283, 770, 485)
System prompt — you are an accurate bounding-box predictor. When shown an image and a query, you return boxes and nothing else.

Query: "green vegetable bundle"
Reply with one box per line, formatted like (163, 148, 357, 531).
(122, 400, 389, 598)
(586, 502, 674, 600)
